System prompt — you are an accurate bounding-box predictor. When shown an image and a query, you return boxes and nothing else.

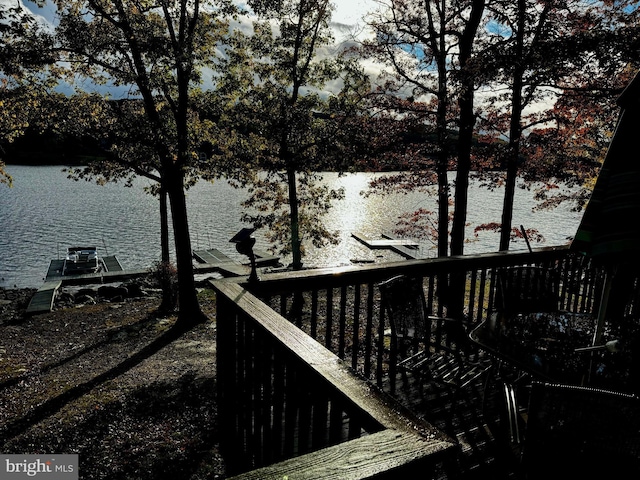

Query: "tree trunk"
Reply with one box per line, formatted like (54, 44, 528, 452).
(448, 0, 484, 320)
(435, 1, 450, 259)
(450, 104, 473, 258)
(165, 164, 205, 326)
(436, 161, 449, 258)
(287, 167, 303, 270)
(158, 185, 177, 313)
(160, 186, 171, 263)
(449, 0, 484, 258)
(500, 0, 526, 252)
(447, 80, 474, 319)
(499, 104, 522, 252)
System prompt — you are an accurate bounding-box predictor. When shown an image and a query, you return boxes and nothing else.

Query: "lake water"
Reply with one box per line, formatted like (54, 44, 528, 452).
(0, 165, 583, 288)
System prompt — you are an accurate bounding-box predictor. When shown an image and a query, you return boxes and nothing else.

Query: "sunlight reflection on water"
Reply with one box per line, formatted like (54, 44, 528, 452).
(0, 166, 582, 288)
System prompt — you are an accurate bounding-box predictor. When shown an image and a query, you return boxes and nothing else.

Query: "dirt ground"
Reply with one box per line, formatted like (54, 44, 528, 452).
(0, 279, 226, 479)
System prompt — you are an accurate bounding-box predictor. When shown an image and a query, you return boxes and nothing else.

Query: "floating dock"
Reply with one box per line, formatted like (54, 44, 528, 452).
(26, 255, 147, 315)
(193, 248, 280, 278)
(26, 246, 282, 315)
(351, 232, 421, 260)
(193, 249, 249, 277)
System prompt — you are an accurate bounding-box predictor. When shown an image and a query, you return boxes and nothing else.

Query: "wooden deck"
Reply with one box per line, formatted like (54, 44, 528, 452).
(386, 358, 522, 479)
(211, 247, 612, 478)
(214, 279, 459, 478)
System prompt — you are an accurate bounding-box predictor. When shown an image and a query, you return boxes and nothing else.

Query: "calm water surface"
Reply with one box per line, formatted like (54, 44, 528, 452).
(0, 165, 582, 288)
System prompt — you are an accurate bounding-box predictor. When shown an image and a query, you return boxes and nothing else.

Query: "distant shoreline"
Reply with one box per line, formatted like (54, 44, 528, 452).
(4, 155, 97, 167)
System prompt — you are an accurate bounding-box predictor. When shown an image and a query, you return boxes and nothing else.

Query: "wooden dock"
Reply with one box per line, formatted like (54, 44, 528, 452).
(193, 249, 250, 277)
(193, 248, 280, 278)
(45, 259, 65, 280)
(44, 256, 124, 281)
(351, 232, 421, 260)
(26, 255, 146, 315)
(27, 247, 281, 315)
(246, 249, 281, 268)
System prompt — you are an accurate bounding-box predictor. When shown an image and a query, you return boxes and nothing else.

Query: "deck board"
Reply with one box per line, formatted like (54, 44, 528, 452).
(384, 359, 521, 479)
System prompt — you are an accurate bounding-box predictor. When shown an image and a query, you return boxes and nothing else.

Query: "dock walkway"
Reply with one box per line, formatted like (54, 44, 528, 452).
(351, 232, 421, 260)
(102, 256, 124, 272)
(193, 249, 250, 277)
(25, 281, 62, 315)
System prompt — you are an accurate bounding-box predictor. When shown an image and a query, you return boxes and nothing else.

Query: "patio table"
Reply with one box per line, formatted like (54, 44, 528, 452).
(470, 311, 604, 444)
(470, 311, 597, 384)
(471, 311, 636, 390)
(470, 311, 640, 474)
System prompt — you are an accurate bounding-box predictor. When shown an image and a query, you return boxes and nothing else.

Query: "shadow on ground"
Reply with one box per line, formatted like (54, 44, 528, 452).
(0, 295, 224, 479)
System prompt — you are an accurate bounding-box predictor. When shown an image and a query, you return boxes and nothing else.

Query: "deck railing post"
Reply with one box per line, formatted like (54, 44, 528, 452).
(239, 247, 607, 391)
(213, 280, 457, 478)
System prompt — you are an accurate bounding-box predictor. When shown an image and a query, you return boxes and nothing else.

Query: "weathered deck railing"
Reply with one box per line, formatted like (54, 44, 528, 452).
(213, 280, 458, 478)
(237, 246, 603, 390)
(212, 246, 607, 477)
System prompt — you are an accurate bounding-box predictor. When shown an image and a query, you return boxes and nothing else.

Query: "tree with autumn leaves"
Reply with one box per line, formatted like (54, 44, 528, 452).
(476, 0, 640, 250)
(0, 0, 57, 187)
(47, 0, 237, 326)
(3, 0, 639, 308)
(215, 0, 370, 270)
(360, 0, 640, 256)
(356, 0, 640, 318)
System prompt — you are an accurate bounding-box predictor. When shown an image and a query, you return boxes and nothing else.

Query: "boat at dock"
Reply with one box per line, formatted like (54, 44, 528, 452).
(26, 248, 138, 315)
(62, 246, 104, 275)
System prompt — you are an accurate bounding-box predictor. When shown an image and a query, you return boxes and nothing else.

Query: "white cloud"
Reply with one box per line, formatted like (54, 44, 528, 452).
(331, 0, 377, 44)
(332, 0, 376, 25)
(1, 0, 53, 30)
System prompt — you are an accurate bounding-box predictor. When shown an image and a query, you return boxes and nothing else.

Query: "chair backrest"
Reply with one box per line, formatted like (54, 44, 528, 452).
(522, 381, 640, 478)
(378, 275, 429, 344)
(496, 266, 559, 317)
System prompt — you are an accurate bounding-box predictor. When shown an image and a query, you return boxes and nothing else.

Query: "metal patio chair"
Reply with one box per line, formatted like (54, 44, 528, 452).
(495, 265, 560, 320)
(491, 265, 562, 444)
(378, 275, 490, 394)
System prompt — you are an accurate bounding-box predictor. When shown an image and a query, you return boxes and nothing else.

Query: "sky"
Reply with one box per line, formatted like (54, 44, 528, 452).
(10, 0, 378, 32)
(22, 0, 56, 24)
(333, 0, 376, 24)
(1, 0, 52, 29)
